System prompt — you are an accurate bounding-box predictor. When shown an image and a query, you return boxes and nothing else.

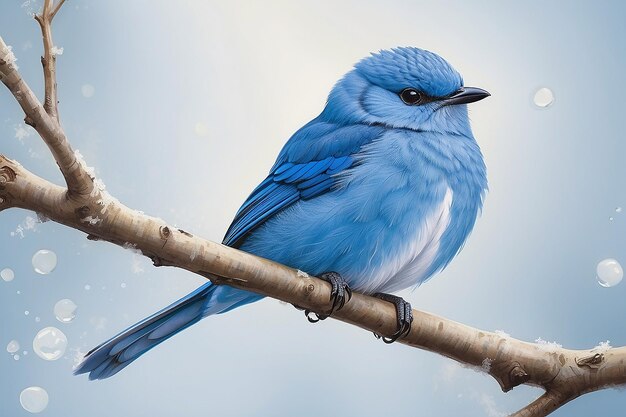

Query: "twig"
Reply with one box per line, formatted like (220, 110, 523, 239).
(50, 0, 66, 20)
(0, 4, 624, 415)
(34, 0, 63, 121)
(0, 35, 93, 197)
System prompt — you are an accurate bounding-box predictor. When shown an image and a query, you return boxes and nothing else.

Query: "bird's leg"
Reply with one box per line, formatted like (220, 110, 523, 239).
(372, 293, 413, 343)
(297, 271, 352, 323)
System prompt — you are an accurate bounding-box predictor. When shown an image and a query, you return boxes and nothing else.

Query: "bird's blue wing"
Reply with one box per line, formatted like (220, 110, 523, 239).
(223, 121, 386, 248)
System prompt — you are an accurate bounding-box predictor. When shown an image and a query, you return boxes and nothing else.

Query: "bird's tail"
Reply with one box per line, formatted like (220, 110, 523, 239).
(74, 282, 262, 380)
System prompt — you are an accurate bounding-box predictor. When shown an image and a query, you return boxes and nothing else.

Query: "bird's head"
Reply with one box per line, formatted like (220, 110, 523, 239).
(322, 47, 489, 136)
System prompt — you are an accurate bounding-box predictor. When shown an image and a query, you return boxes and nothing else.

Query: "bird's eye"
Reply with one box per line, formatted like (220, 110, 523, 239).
(399, 88, 423, 105)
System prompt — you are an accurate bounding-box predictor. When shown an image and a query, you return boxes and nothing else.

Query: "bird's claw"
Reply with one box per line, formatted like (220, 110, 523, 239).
(372, 293, 413, 343)
(322, 271, 352, 314)
(297, 271, 352, 323)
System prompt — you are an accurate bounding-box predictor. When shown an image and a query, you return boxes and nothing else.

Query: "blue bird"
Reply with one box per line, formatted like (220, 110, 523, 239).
(75, 47, 489, 380)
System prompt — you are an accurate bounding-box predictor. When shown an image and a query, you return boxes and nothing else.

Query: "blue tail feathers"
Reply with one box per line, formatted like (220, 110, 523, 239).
(74, 282, 262, 380)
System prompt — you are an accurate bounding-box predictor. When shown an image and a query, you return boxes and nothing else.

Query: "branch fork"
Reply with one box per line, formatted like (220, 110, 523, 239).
(1, 3, 624, 416)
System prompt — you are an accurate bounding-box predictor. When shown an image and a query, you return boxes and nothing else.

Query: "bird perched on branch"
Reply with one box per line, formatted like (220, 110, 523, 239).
(75, 47, 489, 380)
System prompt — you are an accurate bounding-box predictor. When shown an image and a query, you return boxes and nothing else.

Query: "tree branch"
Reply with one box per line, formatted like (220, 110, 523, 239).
(0, 6, 624, 416)
(0, 36, 93, 197)
(1, 154, 625, 416)
(34, 0, 63, 121)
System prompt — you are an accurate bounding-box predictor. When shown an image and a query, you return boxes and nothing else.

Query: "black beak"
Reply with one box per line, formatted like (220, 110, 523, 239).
(441, 87, 490, 106)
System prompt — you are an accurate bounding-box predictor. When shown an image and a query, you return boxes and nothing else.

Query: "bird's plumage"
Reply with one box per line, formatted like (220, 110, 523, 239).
(75, 46, 488, 380)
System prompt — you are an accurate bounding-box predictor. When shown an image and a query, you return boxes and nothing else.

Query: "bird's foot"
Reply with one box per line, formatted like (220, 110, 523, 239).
(301, 271, 352, 323)
(372, 293, 413, 343)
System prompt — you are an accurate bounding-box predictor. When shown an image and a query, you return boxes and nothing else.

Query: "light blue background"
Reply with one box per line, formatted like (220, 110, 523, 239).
(1, 1, 625, 416)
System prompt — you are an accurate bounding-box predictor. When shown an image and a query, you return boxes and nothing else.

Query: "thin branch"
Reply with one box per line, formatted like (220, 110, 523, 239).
(0, 37, 92, 197)
(510, 391, 569, 417)
(50, 0, 66, 20)
(34, 0, 64, 121)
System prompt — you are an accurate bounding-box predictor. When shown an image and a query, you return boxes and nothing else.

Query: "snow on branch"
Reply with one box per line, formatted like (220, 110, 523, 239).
(0, 3, 624, 416)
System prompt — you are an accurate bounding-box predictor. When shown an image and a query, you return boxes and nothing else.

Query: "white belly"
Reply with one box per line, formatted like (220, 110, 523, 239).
(364, 187, 453, 293)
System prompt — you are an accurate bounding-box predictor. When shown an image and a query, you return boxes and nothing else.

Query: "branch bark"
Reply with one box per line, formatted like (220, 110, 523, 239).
(0, 5, 623, 416)
(34, 0, 63, 121)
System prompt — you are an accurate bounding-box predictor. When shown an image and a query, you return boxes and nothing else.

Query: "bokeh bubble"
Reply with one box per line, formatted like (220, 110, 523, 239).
(533, 87, 554, 108)
(20, 387, 49, 413)
(597, 258, 623, 288)
(54, 299, 77, 323)
(33, 327, 67, 360)
(1, 268, 15, 282)
(6, 339, 20, 353)
(32, 250, 57, 275)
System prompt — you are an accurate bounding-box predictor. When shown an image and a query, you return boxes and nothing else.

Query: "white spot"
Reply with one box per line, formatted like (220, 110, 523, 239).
(81, 215, 101, 225)
(597, 258, 623, 288)
(20, 386, 49, 413)
(4, 45, 18, 69)
(6, 339, 20, 353)
(296, 270, 309, 278)
(189, 243, 201, 261)
(533, 87, 554, 108)
(50, 45, 63, 56)
(494, 330, 510, 338)
(70, 347, 87, 368)
(616, 207, 623, 213)
(593, 340, 612, 353)
(14, 124, 31, 142)
(535, 337, 562, 352)
(54, 299, 77, 323)
(1, 268, 15, 282)
(10, 215, 39, 238)
(81, 84, 95, 98)
(73, 149, 96, 178)
(481, 358, 493, 372)
(32, 327, 67, 360)
(32, 249, 57, 274)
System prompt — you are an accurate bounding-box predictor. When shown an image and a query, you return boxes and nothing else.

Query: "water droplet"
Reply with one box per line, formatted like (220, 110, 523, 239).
(533, 87, 554, 108)
(54, 299, 77, 323)
(120, 282, 127, 288)
(24, 310, 29, 316)
(81, 83, 95, 98)
(16, 290, 21, 295)
(84, 284, 91, 291)
(32, 327, 67, 360)
(616, 207, 623, 213)
(14, 354, 20, 360)
(1, 268, 15, 282)
(23, 350, 28, 355)
(32, 250, 57, 274)
(609, 217, 615, 221)
(597, 258, 623, 288)
(34, 316, 40, 323)
(6, 339, 20, 353)
(20, 386, 49, 413)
